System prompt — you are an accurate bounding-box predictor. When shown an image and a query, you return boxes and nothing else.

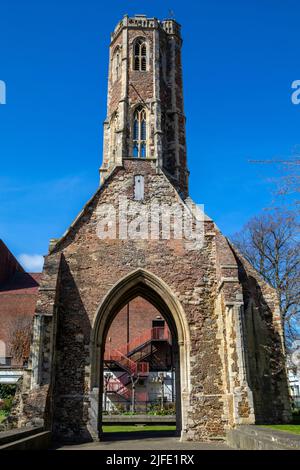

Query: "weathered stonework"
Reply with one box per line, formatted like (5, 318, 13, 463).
(11, 15, 291, 442)
(101, 14, 188, 198)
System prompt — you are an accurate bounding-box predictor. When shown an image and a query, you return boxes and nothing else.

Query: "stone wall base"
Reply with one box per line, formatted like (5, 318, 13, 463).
(226, 425, 300, 450)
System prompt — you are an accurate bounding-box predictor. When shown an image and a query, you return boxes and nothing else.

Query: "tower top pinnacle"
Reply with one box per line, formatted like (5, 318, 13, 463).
(110, 15, 181, 42)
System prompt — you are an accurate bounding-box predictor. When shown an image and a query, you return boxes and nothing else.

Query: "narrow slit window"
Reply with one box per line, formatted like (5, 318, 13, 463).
(134, 175, 144, 201)
(110, 113, 118, 160)
(112, 48, 121, 83)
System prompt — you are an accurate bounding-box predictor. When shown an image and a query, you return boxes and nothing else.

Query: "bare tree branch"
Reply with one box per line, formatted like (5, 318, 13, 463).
(233, 209, 300, 348)
(7, 315, 33, 364)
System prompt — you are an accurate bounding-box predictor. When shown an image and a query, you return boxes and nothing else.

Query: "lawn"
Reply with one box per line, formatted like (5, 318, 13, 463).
(103, 425, 176, 433)
(261, 425, 300, 435)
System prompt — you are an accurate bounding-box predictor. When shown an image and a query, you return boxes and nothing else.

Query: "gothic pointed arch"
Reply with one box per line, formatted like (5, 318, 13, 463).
(90, 268, 191, 438)
(132, 105, 147, 157)
(133, 37, 147, 71)
(112, 46, 121, 82)
(109, 111, 118, 161)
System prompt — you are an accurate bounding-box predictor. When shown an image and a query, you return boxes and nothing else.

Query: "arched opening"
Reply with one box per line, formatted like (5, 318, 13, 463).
(109, 112, 118, 162)
(90, 269, 190, 440)
(132, 105, 147, 158)
(104, 298, 176, 426)
(133, 38, 147, 71)
(112, 46, 121, 83)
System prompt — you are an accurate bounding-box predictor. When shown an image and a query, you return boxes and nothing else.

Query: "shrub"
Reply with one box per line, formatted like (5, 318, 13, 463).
(292, 408, 300, 424)
(147, 402, 176, 415)
(0, 384, 16, 400)
(2, 397, 13, 414)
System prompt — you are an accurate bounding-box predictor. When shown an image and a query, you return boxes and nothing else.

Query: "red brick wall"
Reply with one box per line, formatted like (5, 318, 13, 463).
(0, 271, 40, 365)
(106, 296, 167, 351)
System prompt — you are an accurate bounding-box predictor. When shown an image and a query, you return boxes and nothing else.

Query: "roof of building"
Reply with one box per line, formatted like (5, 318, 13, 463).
(0, 271, 41, 294)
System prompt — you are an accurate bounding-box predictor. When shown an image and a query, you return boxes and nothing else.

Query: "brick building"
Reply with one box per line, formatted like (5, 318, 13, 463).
(0, 240, 40, 383)
(106, 297, 165, 351)
(10, 15, 291, 442)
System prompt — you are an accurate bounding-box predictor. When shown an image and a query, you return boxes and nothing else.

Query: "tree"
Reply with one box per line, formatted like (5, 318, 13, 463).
(233, 209, 300, 347)
(8, 315, 32, 365)
(276, 151, 300, 203)
(129, 373, 140, 413)
(250, 149, 300, 208)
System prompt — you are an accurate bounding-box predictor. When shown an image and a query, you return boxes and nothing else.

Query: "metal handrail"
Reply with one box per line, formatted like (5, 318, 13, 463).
(118, 327, 171, 356)
(104, 348, 149, 375)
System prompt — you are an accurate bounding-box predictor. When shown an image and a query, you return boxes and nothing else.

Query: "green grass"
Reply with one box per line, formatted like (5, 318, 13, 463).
(103, 425, 176, 433)
(260, 425, 300, 435)
(0, 411, 7, 423)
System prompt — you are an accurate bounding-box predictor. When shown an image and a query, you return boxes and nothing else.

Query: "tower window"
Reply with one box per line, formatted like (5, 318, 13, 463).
(112, 48, 121, 83)
(133, 38, 147, 71)
(132, 106, 147, 158)
(110, 112, 118, 160)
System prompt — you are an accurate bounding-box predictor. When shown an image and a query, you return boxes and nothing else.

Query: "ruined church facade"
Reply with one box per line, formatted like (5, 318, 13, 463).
(14, 15, 290, 441)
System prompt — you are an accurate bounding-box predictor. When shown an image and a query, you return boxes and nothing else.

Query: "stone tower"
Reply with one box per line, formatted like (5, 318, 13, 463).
(100, 14, 189, 198)
(10, 15, 291, 443)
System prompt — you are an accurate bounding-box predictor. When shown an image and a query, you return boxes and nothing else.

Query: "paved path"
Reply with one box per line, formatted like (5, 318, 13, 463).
(55, 436, 231, 450)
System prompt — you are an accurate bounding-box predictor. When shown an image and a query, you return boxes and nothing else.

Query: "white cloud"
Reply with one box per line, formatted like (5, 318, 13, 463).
(18, 254, 44, 272)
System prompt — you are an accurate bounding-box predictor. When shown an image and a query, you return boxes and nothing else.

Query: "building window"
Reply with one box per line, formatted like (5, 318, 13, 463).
(112, 47, 121, 83)
(133, 38, 147, 71)
(134, 175, 144, 200)
(132, 106, 147, 158)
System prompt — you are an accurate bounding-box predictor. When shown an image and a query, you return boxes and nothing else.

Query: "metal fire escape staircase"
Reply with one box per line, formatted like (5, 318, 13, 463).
(104, 327, 171, 402)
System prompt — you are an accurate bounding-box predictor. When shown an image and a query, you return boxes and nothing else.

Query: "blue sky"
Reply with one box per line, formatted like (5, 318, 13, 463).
(0, 0, 299, 271)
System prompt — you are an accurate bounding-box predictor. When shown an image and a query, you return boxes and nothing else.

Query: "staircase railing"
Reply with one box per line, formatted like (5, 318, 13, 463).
(104, 349, 136, 374)
(104, 348, 149, 375)
(104, 326, 171, 375)
(129, 343, 160, 363)
(106, 379, 149, 403)
(106, 380, 131, 399)
(118, 326, 171, 356)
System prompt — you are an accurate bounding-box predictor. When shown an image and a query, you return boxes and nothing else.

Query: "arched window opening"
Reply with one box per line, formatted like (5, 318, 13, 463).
(110, 113, 118, 160)
(132, 106, 147, 158)
(133, 39, 147, 71)
(91, 268, 190, 439)
(112, 48, 121, 83)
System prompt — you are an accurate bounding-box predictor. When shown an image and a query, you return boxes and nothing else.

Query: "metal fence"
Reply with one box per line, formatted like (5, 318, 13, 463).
(103, 398, 176, 414)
